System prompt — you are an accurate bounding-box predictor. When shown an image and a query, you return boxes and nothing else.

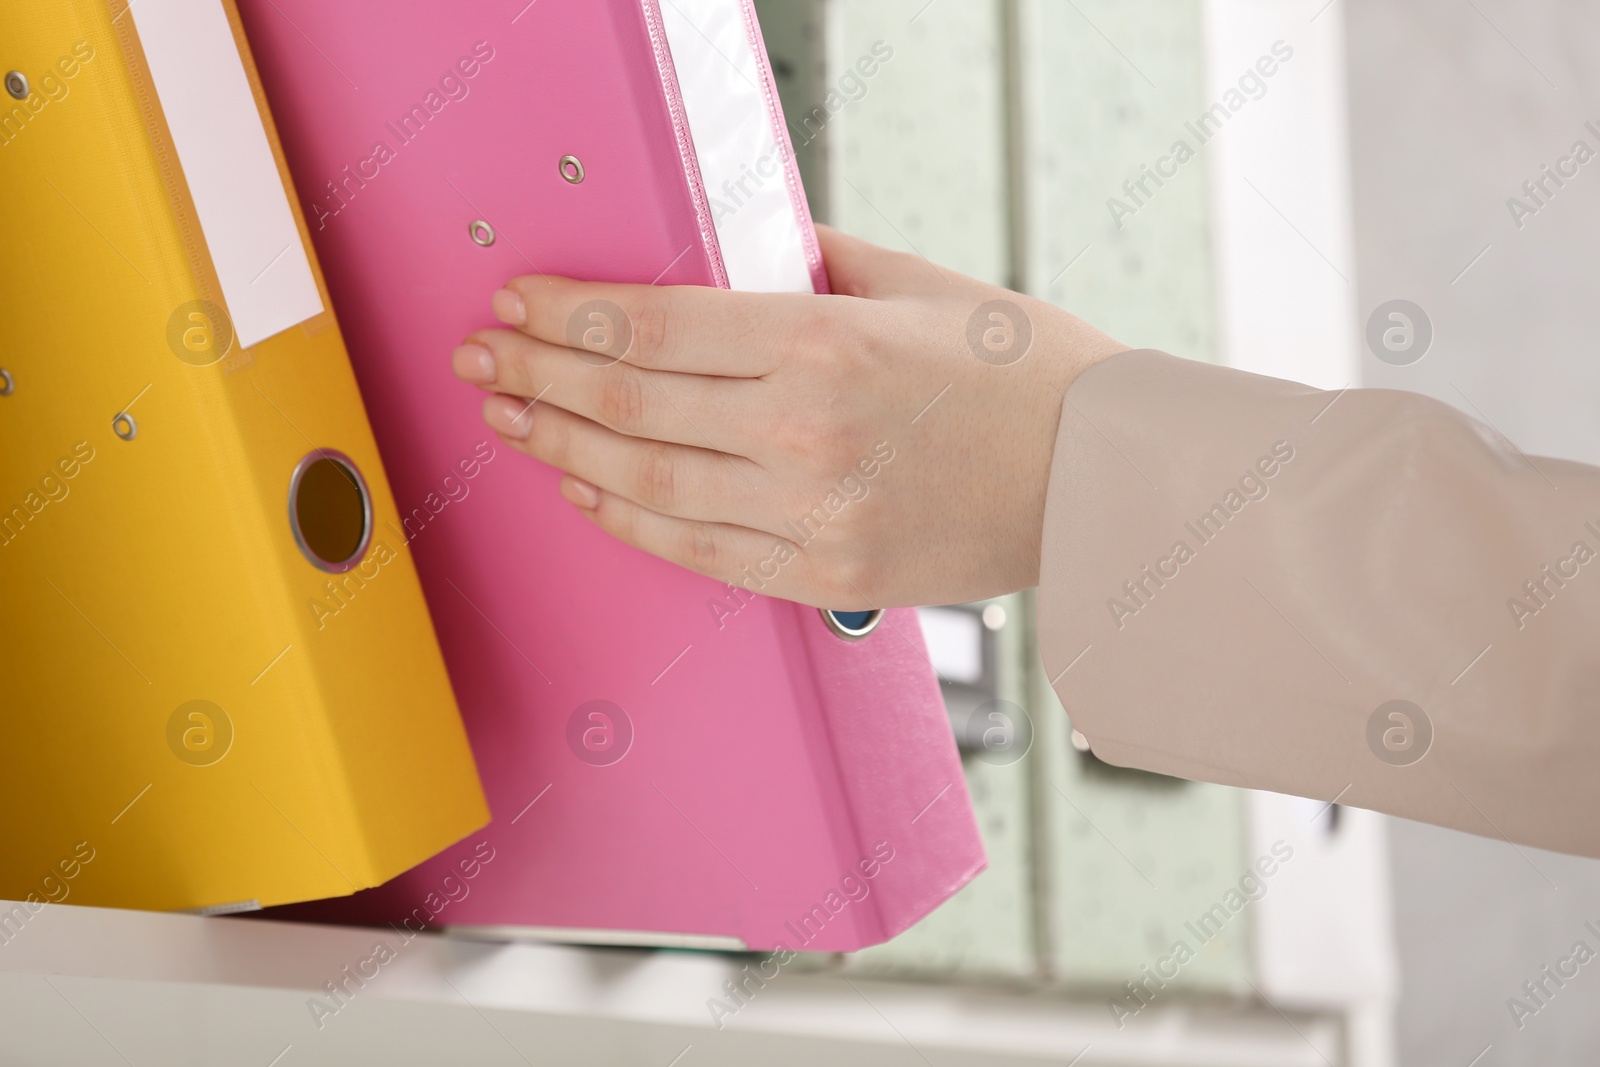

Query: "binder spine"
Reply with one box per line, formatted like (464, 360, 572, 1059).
(653, 0, 820, 294)
(789, 605, 987, 946)
(108, 0, 221, 317)
(119, 0, 384, 891)
(637, 0, 730, 289)
(736, 0, 829, 295)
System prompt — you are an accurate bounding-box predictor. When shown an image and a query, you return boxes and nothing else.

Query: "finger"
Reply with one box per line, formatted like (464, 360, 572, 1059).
(813, 224, 941, 300)
(455, 331, 756, 453)
(564, 477, 799, 592)
(483, 394, 774, 529)
(491, 274, 820, 377)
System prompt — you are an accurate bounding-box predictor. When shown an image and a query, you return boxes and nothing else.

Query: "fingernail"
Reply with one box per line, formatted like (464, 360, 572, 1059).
(483, 395, 533, 439)
(492, 288, 526, 326)
(561, 476, 601, 509)
(452, 343, 496, 384)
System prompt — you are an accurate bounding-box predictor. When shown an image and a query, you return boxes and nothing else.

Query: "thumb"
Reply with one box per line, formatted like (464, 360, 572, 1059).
(814, 224, 937, 300)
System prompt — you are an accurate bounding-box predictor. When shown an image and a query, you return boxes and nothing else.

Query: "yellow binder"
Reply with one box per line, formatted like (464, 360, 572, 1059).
(0, 0, 488, 913)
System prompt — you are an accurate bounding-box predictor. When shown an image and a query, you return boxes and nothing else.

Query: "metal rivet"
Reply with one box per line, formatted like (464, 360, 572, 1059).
(113, 412, 138, 440)
(0, 368, 13, 396)
(821, 608, 883, 641)
(560, 155, 585, 184)
(468, 219, 496, 247)
(4, 72, 27, 101)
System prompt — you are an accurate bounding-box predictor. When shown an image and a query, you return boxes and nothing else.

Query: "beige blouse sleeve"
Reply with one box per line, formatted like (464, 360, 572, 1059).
(1037, 349, 1600, 857)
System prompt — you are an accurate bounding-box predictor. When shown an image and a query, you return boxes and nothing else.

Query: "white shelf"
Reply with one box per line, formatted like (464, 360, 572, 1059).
(1, 902, 1350, 1065)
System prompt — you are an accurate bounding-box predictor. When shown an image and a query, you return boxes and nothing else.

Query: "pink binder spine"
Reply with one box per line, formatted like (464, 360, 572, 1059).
(638, 0, 730, 290)
(737, 0, 829, 295)
(238, 0, 983, 951)
(786, 606, 987, 942)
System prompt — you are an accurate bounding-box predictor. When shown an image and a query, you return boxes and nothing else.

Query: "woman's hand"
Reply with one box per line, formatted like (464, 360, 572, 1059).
(450, 226, 1126, 609)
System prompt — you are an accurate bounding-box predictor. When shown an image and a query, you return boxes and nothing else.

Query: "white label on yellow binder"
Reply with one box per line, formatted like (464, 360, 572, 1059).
(128, 0, 323, 348)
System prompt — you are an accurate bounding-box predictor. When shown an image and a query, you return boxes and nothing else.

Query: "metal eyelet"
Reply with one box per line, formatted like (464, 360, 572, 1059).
(288, 448, 373, 573)
(468, 219, 496, 247)
(0, 368, 13, 396)
(821, 608, 883, 640)
(4, 72, 27, 101)
(113, 412, 138, 440)
(559, 155, 585, 184)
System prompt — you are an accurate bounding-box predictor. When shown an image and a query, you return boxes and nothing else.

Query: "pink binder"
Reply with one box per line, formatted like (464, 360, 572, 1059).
(238, 0, 984, 950)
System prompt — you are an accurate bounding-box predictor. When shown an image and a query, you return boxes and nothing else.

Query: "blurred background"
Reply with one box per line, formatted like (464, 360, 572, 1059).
(11, 0, 1600, 1063)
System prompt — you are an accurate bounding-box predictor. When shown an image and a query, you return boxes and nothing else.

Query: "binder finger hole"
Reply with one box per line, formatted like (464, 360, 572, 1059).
(289, 450, 373, 573)
(822, 609, 882, 640)
(112, 412, 137, 440)
(559, 155, 585, 184)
